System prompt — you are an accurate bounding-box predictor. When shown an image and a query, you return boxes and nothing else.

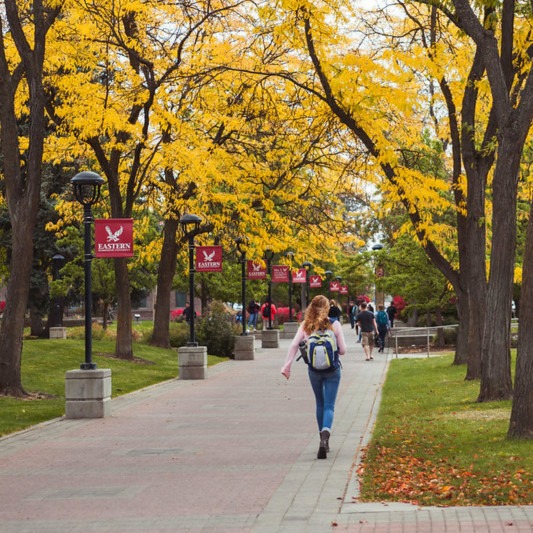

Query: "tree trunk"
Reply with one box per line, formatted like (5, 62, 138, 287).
(0, 1, 57, 395)
(102, 301, 110, 330)
(114, 258, 133, 359)
(435, 307, 445, 347)
(461, 161, 487, 379)
(508, 199, 533, 438)
(29, 305, 45, 338)
(453, 290, 468, 365)
(478, 138, 519, 402)
(151, 218, 179, 348)
(464, 253, 485, 380)
(0, 219, 39, 396)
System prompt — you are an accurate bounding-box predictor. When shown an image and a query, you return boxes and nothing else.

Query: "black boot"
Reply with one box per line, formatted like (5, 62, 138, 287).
(317, 430, 330, 459)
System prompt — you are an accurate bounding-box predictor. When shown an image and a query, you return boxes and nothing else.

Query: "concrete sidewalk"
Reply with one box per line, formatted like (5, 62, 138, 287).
(0, 324, 532, 532)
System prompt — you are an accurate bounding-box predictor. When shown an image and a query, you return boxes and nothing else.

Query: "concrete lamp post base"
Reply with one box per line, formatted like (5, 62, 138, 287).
(261, 329, 280, 349)
(234, 335, 255, 360)
(65, 369, 112, 419)
(281, 321, 299, 339)
(178, 346, 207, 379)
(49, 327, 67, 339)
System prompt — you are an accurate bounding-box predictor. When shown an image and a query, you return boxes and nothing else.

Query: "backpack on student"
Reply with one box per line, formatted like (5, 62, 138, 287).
(376, 310, 389, 327)
(306, 329, 339, 371)
(262, 304, 271, 318)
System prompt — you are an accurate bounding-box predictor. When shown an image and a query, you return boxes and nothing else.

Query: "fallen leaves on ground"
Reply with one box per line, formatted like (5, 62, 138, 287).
(358, 436, 532, 506)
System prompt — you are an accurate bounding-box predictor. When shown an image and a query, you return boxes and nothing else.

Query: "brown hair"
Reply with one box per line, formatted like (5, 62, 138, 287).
(302, 295, 331, 335)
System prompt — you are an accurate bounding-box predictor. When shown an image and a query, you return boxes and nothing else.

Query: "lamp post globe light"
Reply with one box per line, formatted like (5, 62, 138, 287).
(180, 213, 202, 346)
(302, 261, 313, 312)
(70, 171, 105, 370)
(285, 251, 294, 321)
(264, 248, 275, 329)
(235, 236, 248, 336)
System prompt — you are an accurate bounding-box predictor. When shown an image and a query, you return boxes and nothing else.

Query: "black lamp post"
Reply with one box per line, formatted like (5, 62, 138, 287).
(264, 248, 275, 329)
(51, 254, 65, 328)
(372, 243, 384, 307)
(236, 237, 248, 336)
(285, 251, 294, 321)
(180, 213, 202, 346)
(325, 270, 333, 298)
(70, 171, 105, 370)
(335, 274, 345, 312)
(302, 261, 313, 311)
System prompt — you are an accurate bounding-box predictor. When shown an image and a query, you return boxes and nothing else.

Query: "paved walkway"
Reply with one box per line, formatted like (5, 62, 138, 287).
(0, 324, 532, 532)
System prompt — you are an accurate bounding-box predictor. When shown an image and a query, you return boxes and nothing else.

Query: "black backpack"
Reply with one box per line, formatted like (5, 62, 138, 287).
(263, 304, 271, 318)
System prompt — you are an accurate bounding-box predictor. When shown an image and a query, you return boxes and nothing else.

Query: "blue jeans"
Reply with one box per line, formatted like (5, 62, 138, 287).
(247, 312, 257, 328)
(308, 367, 341, 432)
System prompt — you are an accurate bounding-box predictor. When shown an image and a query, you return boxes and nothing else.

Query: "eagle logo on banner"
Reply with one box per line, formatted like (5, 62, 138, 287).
(196, 246, 223, 272)
(202, 249, 216, 261)
(105, 225, 123, 242)
(247, 260, 267, 279)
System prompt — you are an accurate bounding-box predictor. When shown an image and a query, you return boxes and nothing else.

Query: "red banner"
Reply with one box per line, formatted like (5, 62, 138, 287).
(247, 260, 266, 280)
(196, 246, 223, 272)
(94, 219, 134, 258)
(340, 285, 349, 295)
(329, 280, 341, 292)
(272, 265, 289, 283)
(309, 275, 323, 288)
(292, 268, 307, 284)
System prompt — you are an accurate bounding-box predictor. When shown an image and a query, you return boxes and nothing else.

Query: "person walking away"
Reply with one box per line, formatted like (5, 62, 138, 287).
(328, 299, 342, 323)
(386, 301, 397, 328)
(347, 300, 356, 329)
(260, 299, 277, 328)
(281, 295, 346, 459)
(183, 302, 194, 323)
(376, 304, 390, 353)
(247, 300, 259, 331)
(354, 302, 362, 342)
(356, 302, 378, 361)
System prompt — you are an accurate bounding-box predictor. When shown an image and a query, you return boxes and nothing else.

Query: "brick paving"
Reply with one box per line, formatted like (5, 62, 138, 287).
(0, 323, 531, 532)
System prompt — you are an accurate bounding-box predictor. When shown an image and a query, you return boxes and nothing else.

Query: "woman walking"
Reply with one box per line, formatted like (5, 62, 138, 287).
(281, 295, 347, 459)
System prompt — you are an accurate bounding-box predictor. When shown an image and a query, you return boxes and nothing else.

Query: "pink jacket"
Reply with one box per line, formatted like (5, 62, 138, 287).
(281, 321, 346, 379)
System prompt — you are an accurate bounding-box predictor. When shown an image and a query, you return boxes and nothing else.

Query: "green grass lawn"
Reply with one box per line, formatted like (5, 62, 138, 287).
(359, 354, 533, 506)
(0, 337, 227, 437)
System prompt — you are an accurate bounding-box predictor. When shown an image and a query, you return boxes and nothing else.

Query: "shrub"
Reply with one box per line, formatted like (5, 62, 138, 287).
(432, 326, 457, 346)
(196, 300, 236, 357)
(169, 322, 190, 348)
(68, 323, 143, 342)
(68, 323, 116, 341)
(170, 308, 184, 322)
(276, 306, 298, 325)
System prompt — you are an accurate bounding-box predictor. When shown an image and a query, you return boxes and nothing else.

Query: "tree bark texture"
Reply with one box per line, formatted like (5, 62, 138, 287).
(151, 218, 179, 348)
(509, 199, 533, 438)
(0, 223, 37, 396)
(114, 258, 133, 360)
(453, 290, 468, 366)
(0, 0, 58, 395)
(478, 138, 519, 401)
